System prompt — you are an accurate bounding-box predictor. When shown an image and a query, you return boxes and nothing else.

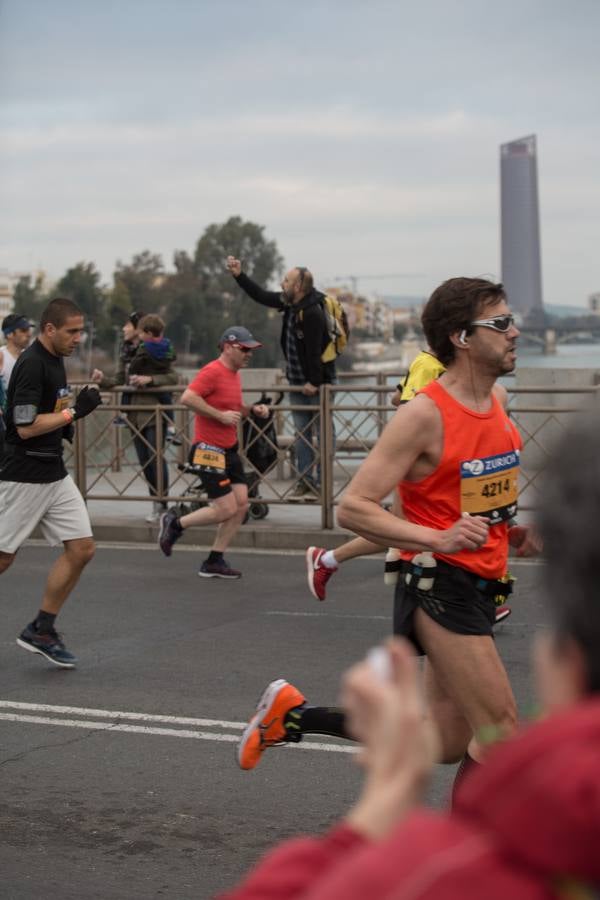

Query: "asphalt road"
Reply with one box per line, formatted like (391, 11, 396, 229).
(0, 544, 546, 899)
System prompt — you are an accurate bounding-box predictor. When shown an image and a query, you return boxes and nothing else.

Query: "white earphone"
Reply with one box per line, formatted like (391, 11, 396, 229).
(458, 330, 468, 346)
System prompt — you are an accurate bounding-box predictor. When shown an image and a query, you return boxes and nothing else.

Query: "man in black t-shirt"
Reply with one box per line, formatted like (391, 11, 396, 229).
(0, 297, 102, 668)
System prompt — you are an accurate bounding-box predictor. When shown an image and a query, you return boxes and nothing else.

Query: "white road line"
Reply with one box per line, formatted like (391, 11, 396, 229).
(0, 713, 243, 740)
(0, 701, 357, 755)
(0, 712, 357, 754)
(0, 700, 245, 729)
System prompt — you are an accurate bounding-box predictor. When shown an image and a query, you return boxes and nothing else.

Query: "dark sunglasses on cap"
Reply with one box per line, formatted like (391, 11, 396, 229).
(470, 314, 515, 333)
(232, 343, 253, 353)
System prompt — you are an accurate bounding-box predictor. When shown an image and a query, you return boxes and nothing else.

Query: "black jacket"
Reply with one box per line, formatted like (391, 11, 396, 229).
(234, 273, 335, 387)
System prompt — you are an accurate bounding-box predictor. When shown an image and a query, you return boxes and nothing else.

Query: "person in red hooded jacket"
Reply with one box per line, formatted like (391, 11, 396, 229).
(217, 408, 600, 900)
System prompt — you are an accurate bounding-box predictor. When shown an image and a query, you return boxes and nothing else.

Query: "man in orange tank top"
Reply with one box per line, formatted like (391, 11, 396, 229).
(236, 277, 540, 781)
(337, 276, 541, 785)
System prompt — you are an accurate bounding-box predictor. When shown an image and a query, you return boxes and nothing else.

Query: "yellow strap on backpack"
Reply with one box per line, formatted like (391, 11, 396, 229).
(299, 296, 349, 363)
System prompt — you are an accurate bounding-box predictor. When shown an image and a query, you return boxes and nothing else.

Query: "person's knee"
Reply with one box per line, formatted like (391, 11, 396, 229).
(237, 495, 249, 517)
(496, 697, 519, 736)
(0, 551, 16, 574)
(211, 496, 237, 522)
(65, 538, 96, 568)
(468, 697, 519, 761)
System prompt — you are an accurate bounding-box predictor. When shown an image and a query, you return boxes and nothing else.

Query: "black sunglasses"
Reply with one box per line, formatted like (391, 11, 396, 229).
(231, 343, 253, 353)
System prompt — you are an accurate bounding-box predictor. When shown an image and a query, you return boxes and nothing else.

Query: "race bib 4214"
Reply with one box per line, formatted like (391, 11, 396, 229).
(460, 450, 519, 524)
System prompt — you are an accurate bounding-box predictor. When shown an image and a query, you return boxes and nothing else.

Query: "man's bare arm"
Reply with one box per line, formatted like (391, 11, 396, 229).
(180, 388, 241, 427)
(16, 412, 71, 440)
(338, 398, 489, 554)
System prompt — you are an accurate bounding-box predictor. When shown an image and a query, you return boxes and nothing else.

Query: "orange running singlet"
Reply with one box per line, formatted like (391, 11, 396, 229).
(399, 380, 522, 580)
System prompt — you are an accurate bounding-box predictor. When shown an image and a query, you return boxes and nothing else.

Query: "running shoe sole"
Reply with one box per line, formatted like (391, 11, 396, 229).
(494, 607, 512, 625)
(237, 678, 290, 769)
(16, 637, 76, 669)
(198, 569, 241, 579)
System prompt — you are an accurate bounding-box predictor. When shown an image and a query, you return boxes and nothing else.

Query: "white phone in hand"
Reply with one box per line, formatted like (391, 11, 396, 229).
(366, 646, 392, 682)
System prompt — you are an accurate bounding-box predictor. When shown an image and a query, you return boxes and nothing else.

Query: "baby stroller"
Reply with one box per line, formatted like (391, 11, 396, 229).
(241, 392, 281, 521)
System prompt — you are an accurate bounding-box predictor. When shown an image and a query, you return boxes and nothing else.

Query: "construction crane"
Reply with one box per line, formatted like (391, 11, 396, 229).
(332, 273, 425, 295)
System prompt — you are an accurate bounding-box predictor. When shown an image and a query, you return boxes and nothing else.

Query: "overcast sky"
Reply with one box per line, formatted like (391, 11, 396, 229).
(1, 0, 598, 306)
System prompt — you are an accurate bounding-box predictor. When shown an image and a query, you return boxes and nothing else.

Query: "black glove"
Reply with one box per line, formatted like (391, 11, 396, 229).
(73, 385, 102, 420)
(63, 423, 74, 443)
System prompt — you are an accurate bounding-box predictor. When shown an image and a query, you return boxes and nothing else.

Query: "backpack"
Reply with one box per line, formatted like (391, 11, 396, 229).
(320, 295, 349, 362)
(297, 294, 350, 363)
(300, 295, 350, 362)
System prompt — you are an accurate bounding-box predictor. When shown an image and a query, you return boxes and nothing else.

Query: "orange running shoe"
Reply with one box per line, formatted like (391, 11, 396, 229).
(237, 679, 306, 770)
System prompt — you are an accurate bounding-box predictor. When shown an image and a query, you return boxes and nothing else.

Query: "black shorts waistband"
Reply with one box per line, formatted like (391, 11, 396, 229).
(401, 558, 513, 598)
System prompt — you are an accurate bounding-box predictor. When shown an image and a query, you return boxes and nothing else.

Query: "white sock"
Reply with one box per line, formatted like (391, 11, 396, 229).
(321, 550, 338, 569)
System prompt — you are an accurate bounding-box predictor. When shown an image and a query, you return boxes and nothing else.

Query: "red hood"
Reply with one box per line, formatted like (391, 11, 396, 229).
(455, 698, 600, 884)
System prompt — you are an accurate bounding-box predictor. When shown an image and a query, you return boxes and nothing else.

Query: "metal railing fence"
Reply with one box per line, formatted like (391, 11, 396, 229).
(64, 381, 599, 528)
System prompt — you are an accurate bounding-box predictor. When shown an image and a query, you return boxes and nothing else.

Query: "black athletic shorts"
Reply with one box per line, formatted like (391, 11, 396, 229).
(393, 558, 497, 655)
(196, 444, 247, 500)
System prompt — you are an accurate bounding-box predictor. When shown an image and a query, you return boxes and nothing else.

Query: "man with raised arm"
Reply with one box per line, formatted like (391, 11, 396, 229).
(226, 255, 333, 500)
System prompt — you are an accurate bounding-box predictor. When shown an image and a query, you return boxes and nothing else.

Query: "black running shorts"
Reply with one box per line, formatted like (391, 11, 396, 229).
(393, 559, 497, 654)
(198, 445, 247, 500)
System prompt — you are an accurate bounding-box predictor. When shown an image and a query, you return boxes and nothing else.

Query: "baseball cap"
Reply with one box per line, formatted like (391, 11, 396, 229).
(2, 314, 34, 336)
(218, 326, 262, 349)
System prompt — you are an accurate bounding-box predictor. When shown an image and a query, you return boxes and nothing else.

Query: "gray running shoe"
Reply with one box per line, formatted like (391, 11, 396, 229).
(17, 625, 77, 668)
(158, 509, 183, 556)
(198, 559, 241, 579)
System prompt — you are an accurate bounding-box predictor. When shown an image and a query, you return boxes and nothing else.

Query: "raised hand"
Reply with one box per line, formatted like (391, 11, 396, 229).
(226, 256, 242, 277)
(341, 638, 440, 839)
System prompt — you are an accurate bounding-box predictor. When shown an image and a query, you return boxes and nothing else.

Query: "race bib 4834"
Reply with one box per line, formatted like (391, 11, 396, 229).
(192, 442, 226, 473)
(460, 450, 519, 524)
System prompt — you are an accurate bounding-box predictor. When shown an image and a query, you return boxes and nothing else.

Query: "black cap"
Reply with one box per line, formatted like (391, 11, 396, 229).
(218, 326, 262, 349)
(2, 314, 34, 335)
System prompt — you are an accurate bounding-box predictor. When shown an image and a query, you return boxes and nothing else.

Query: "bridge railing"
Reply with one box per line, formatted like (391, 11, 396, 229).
(63, 380, 599, 528)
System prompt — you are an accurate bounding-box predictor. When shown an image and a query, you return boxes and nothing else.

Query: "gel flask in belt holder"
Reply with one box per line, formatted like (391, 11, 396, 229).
(406, 551, 437, 590)
(384, 547, 402, 586)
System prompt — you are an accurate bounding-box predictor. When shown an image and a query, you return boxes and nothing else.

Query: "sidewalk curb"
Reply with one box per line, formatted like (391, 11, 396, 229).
(78, 518, 355, 552)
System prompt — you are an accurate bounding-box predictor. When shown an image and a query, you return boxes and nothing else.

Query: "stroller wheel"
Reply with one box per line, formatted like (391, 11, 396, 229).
(249, 502, 268, 520)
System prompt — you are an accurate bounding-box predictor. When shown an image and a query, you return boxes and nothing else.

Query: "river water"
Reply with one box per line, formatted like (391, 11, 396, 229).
(516, 343, 600, 369)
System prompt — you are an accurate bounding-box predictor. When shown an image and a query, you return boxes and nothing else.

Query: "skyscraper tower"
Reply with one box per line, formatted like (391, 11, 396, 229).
(500, 135, 544, 319)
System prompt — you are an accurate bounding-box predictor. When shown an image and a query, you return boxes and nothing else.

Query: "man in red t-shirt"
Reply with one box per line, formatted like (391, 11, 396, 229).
(157, 326, 269, 578)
